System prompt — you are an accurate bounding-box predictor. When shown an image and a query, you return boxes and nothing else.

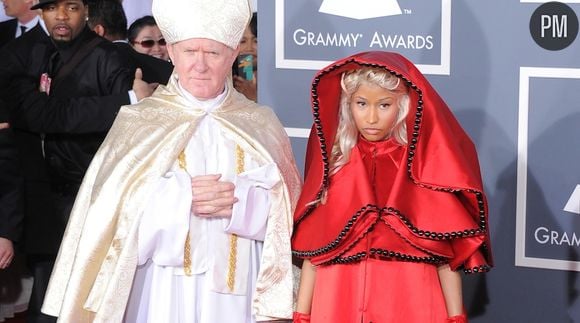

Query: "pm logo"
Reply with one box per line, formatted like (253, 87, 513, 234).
(319, 0, 402, 20)
(275, 0, 451, 75)
(529, 1, 579, 50)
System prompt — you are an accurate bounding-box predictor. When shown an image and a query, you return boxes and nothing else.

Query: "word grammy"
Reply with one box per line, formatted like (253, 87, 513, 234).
(535, 226, 580, 247)
(293, 29, 363, 47)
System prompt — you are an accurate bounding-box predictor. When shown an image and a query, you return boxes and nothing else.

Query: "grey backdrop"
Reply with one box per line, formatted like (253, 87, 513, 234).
(258, 0, 580, 322)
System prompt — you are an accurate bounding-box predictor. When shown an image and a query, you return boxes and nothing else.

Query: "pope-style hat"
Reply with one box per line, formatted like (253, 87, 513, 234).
(152, 0, 251, 49)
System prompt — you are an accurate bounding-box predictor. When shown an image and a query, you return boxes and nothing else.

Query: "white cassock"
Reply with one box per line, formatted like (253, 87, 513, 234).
(123, 84, 278, 323)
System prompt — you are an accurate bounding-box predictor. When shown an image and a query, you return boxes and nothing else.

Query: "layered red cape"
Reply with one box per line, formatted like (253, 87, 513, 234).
(291, 51, 492, 273)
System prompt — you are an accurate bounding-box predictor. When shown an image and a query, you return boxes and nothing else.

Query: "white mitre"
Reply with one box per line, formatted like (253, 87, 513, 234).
(152, 0, 251, 48)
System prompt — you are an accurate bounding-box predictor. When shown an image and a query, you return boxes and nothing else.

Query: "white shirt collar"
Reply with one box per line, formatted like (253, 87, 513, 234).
(177, 79, 228, 113)
(18, 15, 40, 31)
(38, 18, 49, 35)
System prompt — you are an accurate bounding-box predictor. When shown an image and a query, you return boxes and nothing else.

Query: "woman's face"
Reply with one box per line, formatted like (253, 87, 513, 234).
(131, 25, 168, 61)
(239, 26, 257, 65)
(349, 82, 402, 142)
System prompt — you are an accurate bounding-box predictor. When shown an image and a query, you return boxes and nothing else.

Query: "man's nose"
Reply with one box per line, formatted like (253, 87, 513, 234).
(56, 6, 69, 20)
(193, 54, 208, 72)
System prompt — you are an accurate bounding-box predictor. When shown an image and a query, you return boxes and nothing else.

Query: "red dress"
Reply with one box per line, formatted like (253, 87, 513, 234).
(310, 138, 449, 322)
(292, 52, 492, 323)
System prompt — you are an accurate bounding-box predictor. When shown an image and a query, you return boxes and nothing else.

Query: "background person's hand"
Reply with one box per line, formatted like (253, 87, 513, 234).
(233, 75, 257, 102)
(191, 174, 238, 217)
(0, 237, 14, 270)
(133, 68, 159, 101)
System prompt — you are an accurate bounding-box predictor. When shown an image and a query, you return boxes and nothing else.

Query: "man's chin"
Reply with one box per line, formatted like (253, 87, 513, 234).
(52, 38, 72, 48)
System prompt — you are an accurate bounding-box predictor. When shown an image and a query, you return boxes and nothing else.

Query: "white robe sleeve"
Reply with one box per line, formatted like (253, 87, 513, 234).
(224, 163, 280, 241)
(137, 170, 192, 266)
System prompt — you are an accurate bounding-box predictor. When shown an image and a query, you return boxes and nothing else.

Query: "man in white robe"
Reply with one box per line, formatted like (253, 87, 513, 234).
(40, 0, 301, 322)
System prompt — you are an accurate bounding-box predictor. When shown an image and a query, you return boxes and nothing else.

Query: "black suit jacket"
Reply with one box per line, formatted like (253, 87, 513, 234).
(1, 26, 130, 134)
(0, 24, 58, 253)
(41, 28, 133, 185)
(114, 41, 173, 84)
(0, 24, 54, 102)
(0, 23, 55, 188)
(0, 18, 17, 48)
(0, 127, 24, 243)
(0, 28, 135, 254)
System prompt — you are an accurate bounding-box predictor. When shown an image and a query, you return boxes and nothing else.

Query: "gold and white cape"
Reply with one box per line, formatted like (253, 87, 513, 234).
(41, 75, 302, 322)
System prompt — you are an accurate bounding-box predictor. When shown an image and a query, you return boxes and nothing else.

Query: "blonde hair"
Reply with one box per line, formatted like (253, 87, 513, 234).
(331, 67, 410, 173)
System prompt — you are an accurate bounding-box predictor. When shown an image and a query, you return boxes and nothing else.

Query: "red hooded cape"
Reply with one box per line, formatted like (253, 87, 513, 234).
(291, 51, 492, 273)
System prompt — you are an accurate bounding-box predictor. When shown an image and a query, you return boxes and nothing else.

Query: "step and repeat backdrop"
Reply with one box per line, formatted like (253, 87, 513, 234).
(1, 0, 577, 321)
(258, 0, 580, 322)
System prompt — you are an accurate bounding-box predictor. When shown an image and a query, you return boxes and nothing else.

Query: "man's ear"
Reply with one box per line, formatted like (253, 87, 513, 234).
(167, 43, 175, 62)
(92, 24, 105, 37)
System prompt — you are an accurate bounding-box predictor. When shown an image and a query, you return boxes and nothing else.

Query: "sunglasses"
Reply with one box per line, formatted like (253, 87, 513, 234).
(133, 38, 167, 48)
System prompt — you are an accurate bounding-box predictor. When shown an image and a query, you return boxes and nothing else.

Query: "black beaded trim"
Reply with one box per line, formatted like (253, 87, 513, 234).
(326, 252, 368, 265)
(302, 58, 490, 265)
(321, 213, 448, 266)
(294, 203, 488, 258)
(318, 221, 379, 266)
(382, 206, 486, 240)
(479, 242, 492, 261)
(310, 58, 357, 196)
(327, 248, 446, 266)
(292, 204, 379, 258)
(309, 60, 488, 238)
(463, 264, 491, 274)
(370, 248, 446, 264)
(378, 212, 453, 260)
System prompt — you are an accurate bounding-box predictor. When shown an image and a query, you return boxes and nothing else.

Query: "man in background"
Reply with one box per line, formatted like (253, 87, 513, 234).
(41, 0, 300, 321)
(0, 4, 54, 322)
(10, 0, 133, 321)
(0, 3, 158, 317)
(86, 0, 173, 84)
(0, 0, 39, 46)
(0, 106, 25, 322)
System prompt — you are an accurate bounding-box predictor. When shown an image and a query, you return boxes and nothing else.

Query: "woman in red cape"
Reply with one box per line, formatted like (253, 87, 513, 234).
(292, 51, 492, 323)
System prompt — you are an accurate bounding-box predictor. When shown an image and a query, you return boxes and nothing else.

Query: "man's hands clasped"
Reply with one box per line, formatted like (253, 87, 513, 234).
(191, 174, 238, 218)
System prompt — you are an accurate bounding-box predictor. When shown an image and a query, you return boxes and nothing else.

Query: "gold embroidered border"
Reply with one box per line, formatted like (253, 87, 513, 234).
(179, 151, 193, 276)
(227, 145, 244, 291)
(180, 145, 244, 288)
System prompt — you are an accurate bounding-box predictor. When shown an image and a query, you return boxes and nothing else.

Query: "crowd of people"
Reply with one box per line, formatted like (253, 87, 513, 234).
(0, 0, 491, 323)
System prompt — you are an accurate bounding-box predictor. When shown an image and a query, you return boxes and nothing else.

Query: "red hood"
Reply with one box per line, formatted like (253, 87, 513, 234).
(293, 51, 492, 271)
